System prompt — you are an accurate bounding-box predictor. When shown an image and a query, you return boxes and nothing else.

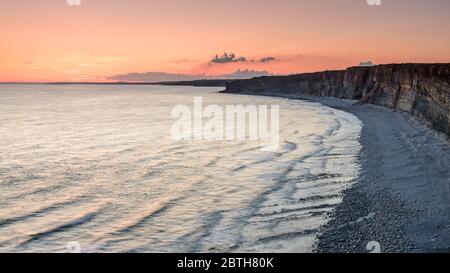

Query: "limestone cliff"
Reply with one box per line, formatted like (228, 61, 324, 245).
(224, 64, 450, 136)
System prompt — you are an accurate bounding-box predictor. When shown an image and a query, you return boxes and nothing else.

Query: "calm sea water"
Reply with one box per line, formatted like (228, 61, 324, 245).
(0, 84, 361, 253)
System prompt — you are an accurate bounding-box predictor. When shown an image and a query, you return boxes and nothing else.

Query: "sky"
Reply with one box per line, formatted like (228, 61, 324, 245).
(0, 0, 449, 82)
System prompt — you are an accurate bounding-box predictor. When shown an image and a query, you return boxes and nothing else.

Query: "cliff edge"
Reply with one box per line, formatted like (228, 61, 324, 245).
(224, 64, 450, 136)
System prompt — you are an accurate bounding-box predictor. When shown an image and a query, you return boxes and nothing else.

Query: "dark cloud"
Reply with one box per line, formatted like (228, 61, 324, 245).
(210, 53, 277, 64)
(259, 57, 277, 63)
(107, 69, 271, 82)
(210, 53, 247, 64)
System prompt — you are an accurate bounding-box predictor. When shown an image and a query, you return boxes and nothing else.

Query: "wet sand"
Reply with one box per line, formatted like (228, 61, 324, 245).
(233, 92, 450, 253)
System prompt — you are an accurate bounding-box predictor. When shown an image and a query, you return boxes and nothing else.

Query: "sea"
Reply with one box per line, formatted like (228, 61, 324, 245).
(0, 84, 362, 253)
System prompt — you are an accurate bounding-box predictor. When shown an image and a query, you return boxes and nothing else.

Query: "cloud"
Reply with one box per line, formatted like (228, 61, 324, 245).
(107, 69, 271, 82)
(209, 53, 277, 64)
(259, 57, 277, 63)
(210, 53, 247, 64)
(219, 69, 271, 79)
(358, 61, 375, 67)
(108, 53, 277, 82)
(108, 72, 202, 82)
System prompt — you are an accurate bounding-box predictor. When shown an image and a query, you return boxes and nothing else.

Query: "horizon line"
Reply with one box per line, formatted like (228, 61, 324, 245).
(1, 62, 449, 84)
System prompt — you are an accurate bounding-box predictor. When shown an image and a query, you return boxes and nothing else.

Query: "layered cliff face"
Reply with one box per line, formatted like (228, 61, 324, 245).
(224, 64, 450, 136)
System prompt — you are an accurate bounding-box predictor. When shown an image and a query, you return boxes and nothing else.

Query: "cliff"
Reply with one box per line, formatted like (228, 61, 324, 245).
(224, 64, 450, 136)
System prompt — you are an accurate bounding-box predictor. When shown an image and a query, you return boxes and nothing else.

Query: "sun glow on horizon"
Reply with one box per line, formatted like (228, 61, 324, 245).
(1, 0, 449, 82)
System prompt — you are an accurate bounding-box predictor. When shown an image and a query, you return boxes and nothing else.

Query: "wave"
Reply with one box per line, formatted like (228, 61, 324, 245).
(18, 204, 107, 247)
(0, 197, 87, 228)
(109, 196, 186, 236)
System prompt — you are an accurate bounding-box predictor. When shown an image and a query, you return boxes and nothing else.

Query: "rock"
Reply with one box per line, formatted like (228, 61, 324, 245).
(224, 64, 450, 136)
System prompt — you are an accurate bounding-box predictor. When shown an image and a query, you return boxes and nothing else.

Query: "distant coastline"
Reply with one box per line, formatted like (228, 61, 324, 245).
(0, 79, 233, 87)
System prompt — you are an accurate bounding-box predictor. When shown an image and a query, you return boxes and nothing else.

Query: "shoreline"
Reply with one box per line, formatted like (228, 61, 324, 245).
(226, 92, 450, 253)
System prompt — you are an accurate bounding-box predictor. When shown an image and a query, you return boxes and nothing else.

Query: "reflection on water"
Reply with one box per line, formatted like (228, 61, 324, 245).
(0, 84, 361, 253)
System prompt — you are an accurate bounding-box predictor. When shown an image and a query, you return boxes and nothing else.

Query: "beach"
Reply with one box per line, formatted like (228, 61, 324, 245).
(240, 93, 450, 253)
(0, 83, 449, 253)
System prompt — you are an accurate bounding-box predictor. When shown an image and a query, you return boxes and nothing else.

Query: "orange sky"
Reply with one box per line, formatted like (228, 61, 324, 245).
(1, 0, 449, 82)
